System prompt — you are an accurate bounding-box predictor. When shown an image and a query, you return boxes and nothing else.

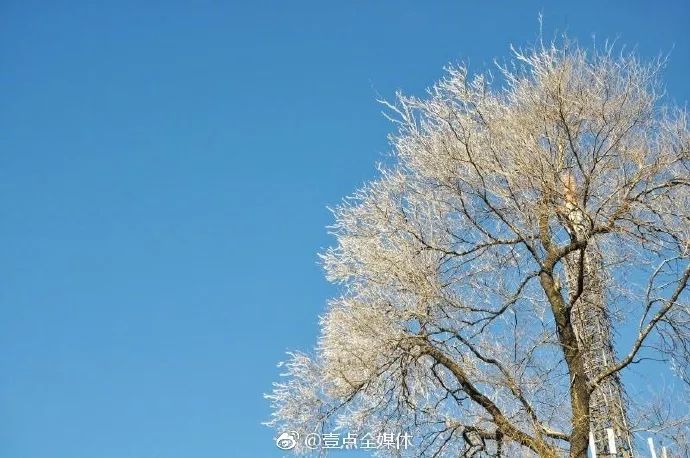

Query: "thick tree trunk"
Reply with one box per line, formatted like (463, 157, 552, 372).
(540, 271, 591, 458)
(561, 326, 591, 458)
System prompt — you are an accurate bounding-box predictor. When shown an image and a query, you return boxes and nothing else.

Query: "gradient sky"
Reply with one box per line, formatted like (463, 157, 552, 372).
(2, 1, 689, 457)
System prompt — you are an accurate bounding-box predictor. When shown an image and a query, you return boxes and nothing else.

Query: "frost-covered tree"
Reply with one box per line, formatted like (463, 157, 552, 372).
(265, 40, 690, 457)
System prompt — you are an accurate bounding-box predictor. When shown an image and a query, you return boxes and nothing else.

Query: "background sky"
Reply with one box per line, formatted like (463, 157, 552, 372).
(1, 1, 689, 457)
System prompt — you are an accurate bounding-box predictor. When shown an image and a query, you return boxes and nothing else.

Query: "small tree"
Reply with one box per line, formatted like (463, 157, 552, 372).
(266, 40, 690, 457)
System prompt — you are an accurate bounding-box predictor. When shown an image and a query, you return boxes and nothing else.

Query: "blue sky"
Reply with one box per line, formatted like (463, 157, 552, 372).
(1, 1, 689, 457)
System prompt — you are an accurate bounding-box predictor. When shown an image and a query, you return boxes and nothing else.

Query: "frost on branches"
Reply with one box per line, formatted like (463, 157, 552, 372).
(265, 41, 690, 457)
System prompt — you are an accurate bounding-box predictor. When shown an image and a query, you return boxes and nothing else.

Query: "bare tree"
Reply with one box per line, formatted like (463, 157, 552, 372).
(265, 40, 690, 457)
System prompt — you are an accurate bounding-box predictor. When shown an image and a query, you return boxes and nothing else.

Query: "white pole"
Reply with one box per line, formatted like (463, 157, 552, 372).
(661, 446, 668, 458)
(606, 429, 617, 455)
(589, 431, 597, 458)
(648, 437, 658, 458)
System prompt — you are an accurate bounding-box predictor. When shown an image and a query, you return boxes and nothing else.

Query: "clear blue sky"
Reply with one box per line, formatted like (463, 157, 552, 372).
(1, 1, 689, 457)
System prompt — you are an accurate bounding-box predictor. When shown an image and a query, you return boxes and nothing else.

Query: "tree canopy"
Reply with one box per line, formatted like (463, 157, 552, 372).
(266, 40, 690, 457)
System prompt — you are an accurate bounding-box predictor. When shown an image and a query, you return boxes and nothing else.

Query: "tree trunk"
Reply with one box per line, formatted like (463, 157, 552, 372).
(540, 271, 591, 458)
